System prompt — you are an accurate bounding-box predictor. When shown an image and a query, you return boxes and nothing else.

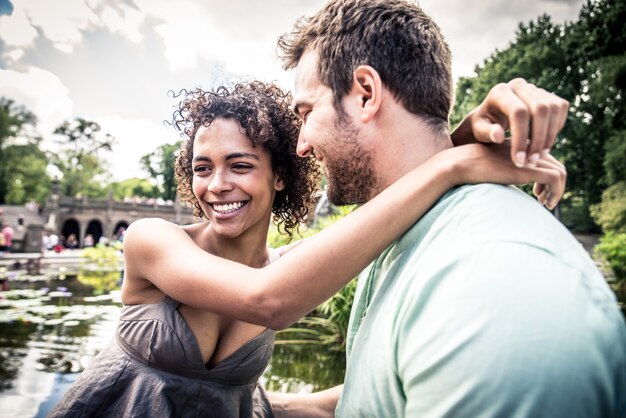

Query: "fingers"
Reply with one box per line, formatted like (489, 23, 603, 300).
(508, 79, 548, 164)
(481, 82, 530, 166)
(489, 124, 506, 144)
(477, 78, 570, 167)
(543, 93, 570, 152)
(530, 154, 567, 209)
(465, 78, 570, 169)
(506, 78, 570, 165)
(533, 182, 545, 198)
(469, 111, 507, 144)
(456, 143, 566, 210)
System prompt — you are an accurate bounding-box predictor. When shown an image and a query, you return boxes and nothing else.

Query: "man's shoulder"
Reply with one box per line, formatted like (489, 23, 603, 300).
(398, 183, 540, 241)
(442, 183, 535, 211)
(391, 183, 578, 265)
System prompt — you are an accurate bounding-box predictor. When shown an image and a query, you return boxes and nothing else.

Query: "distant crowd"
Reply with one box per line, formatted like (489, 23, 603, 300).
(122, 196, 175, 206)
(43, 227, 126, 253)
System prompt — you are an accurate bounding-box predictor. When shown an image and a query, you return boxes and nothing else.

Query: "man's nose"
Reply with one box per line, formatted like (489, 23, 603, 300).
(296, 130, 313, 158)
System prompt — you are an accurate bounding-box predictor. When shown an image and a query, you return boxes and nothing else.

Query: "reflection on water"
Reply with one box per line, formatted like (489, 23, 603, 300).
(0, 272, 121, 418)
(0, 270, 345, 417)
(266, 344, 345, 393)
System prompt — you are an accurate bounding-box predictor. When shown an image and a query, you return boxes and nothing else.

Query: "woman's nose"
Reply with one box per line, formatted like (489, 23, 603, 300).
(207, 170, 233, 193)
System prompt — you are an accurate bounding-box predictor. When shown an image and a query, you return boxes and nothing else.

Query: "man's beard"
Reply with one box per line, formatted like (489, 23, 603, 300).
(324, 118, 378, 206)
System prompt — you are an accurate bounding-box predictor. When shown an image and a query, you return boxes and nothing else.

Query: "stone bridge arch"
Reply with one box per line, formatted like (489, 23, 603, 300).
(85, 219, 104, 245)
(112, 221, 129, 240)
(61, 218, 80, 244)
(40, 194, 195, 249)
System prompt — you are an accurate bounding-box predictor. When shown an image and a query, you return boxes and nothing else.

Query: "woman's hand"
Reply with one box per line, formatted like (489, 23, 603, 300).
(451, 78, 570, 168)
(440, 143, 566, 210)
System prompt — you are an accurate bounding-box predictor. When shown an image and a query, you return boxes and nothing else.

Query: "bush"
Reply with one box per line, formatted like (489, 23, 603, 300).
(78, 244, 122, 294)
(590, 182, 626, 233)
(594, 232, 626, 282)
(560, 194, 599, 233)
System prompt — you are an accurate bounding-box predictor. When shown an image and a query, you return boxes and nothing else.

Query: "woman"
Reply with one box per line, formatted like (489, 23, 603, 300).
(50, 81, 564, 417)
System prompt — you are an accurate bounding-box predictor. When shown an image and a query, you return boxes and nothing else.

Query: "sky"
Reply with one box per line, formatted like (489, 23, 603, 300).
(0, 0, 585, 182)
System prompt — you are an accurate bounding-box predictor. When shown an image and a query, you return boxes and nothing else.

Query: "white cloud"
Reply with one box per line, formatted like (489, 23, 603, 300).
(421, 0, 584, 79)
(6, 48, 24, 61)
(1, 0, 146, 56)
(99, 4, 144, 43)
(94, 116, 178, 180)
(18, 0, 99, 53)
(132, 0, 324, 86)
(0, 66, 73, 135)
(0, 6, 37, 48)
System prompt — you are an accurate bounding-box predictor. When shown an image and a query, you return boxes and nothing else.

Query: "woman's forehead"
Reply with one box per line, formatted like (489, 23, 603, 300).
(192, 120, 271, 161)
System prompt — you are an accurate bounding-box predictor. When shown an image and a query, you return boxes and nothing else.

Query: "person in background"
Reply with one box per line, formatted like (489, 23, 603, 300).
(0, 230, 6, 255)
(66, 234, 79, 249)
(1, 222, 14, 253)
(83, 234, 95, 248)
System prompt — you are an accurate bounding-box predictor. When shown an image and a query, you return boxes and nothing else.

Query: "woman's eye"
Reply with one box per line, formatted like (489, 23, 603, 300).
(193, 166, 211, 174)
(302, 111, 311, 122)
(232, 164, 252, 171)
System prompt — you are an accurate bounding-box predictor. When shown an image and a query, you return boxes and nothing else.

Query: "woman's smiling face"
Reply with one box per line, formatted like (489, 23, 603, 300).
(192, 118, 284, 240)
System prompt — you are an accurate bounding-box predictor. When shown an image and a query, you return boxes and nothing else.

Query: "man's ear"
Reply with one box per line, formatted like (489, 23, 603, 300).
(350, 65, 383, 123)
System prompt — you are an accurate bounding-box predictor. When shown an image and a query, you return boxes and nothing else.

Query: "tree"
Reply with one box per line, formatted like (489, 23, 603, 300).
(0, 98, 39, 203)
(140, 141, 181, 201)
(51, 118, 115, 198)
(110, 178, 157, 200)
(451, 0, 626, 232)
(2, 143, 50, 204)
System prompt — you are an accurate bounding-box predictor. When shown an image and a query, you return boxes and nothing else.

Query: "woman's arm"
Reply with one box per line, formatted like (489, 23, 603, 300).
(124, 144, 565, 330)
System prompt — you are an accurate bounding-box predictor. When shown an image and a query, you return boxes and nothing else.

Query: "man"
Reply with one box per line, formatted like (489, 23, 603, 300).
(269, 0, 626, 416)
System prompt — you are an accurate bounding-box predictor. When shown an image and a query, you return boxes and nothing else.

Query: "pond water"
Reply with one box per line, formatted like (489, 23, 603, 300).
(0, 268, 345, 418)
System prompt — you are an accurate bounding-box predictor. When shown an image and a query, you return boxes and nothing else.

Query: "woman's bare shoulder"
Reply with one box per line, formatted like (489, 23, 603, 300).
(126, 217, 178, 233)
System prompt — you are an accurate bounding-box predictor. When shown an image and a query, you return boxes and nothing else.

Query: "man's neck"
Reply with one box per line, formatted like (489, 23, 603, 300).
(369, 103, 453, 197)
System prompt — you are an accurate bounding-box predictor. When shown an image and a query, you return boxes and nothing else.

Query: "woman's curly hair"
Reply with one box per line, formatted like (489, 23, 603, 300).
(172, 81, 320, 237)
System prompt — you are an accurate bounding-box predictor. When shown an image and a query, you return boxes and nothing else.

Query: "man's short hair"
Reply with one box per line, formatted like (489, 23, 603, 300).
(278, 0, 453, 133)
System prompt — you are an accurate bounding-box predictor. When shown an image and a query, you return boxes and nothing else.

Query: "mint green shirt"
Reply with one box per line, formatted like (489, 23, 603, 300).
(336, 184, 626, 418)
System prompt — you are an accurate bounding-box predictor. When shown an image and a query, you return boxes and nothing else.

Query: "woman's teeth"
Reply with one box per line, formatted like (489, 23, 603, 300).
(212, 201, 245, 214)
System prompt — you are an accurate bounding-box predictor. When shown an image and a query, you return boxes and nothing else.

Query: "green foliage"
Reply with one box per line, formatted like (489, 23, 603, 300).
(591, 182, 626, 233)
(0, 98, 39, 204)
(605, 129, 626, 185)
(560, 194, 599, 233)
(110, 177, 157, 200)
(594, 232, 626, 281)
(452, 0, 626, 231)
(78, 245, 122, 294)
(52, 118, 115, 198)
(2, 144, 50, 204)
(0, 98, 37, 146)
(265, 344, 345, 392)
(140, 141, 181, 201)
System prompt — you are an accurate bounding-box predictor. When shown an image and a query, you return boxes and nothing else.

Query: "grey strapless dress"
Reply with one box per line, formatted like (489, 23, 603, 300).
(49, 296, 276, 417)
